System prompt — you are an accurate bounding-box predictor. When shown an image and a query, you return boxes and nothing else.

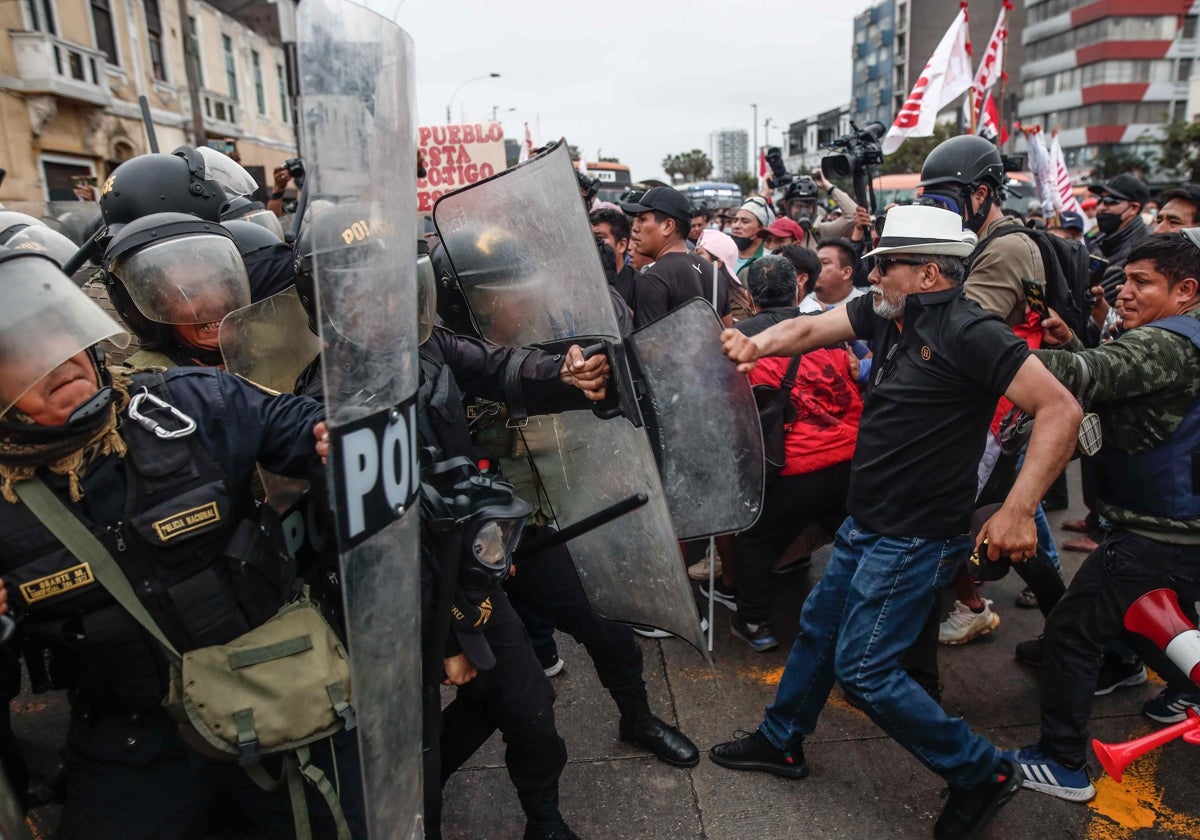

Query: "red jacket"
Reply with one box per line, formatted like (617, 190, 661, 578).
(751, 348, 862, 475)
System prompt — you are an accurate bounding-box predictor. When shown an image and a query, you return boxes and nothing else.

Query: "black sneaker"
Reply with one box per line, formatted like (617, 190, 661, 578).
(730, 616, 779, 652)
(1094, 655, 1147, 696)
(523, 818, 580, 840)
(1014, 636, 1043, 668)
(699, 579, 738, 611)
(709, 730, 808, 779)
(934, 758, 1023, 840)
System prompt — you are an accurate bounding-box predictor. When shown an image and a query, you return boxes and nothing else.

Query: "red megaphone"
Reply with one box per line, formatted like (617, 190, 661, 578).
(1124, 588, 1200, 687)
(1093, 707, 1200, 782)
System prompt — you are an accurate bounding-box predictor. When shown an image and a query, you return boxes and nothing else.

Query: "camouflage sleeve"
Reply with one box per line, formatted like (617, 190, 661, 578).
(1034, 328, 1194, 404)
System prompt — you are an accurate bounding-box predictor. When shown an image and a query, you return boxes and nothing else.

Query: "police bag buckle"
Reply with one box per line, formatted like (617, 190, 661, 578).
(128, 388, 197, 439)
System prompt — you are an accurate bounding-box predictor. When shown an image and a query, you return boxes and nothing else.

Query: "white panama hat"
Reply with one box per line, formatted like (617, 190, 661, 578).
(864, 204, 978, 259)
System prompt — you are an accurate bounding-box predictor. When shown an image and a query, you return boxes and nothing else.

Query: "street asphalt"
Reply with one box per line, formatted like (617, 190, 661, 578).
(11, 462, 1200, 839)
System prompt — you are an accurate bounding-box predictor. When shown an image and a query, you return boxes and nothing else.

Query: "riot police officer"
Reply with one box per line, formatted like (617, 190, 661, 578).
(102, 212, 252, 368)
(0, 246, 364, 839)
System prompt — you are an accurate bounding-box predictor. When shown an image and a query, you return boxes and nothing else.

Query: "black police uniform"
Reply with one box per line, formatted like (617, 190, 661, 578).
(415, 327, 592, 837)
(0, 367, 364, 840)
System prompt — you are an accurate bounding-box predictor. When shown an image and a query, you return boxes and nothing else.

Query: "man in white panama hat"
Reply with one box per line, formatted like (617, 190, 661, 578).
(712, 205, 1083, 840)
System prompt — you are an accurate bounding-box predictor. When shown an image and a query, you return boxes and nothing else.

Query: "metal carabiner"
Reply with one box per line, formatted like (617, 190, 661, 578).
(127, 388, 197, 439)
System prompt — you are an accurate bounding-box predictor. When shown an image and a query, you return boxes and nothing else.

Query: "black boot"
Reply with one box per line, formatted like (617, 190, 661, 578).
(520, 792, 581, 840)
(619, 713, 700, 767)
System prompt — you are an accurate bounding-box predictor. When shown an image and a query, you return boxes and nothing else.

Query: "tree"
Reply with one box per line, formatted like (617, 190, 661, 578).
(599, 155, 621, 163)
(730, 171, 758, 196)
(661, 149, 713, 183)
(567, 144, 581, 162)
(1090, 147, 1158, 181)
(877, 122, 957, 175)
(1155, 120, 1200, 182)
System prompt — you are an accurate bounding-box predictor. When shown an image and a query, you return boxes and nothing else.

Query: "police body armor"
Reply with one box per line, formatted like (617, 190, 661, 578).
(0, 372, 293, 709)
(1097, 315, 1200, 521)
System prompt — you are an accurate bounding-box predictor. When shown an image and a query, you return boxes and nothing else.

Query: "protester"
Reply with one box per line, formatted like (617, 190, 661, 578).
(1090, 174, 1150, 304)
(590, 206, 636, 310)
(731, 197, 773, 275)
(713, 204, 1081, 840)
(800, 239, 866, 314)
(1152, 184, 1200, 234)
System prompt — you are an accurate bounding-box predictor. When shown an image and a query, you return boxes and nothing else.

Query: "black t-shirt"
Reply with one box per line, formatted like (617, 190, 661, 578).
(633, 251, 731, 328)
(612, 264, 637, 311)
(844, 287, 1029, 538)
(735, 307, 803, 337)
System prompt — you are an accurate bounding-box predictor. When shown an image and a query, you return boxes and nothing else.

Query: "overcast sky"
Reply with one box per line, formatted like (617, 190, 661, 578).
(387, 0, 875, 182)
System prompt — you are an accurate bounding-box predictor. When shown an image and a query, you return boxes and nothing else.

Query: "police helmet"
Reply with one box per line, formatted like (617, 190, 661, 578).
(787, 176, 820, 202)
(0, 246, 128, 425)
(0, 212, 78, 268)
(222, 195, 286, 241)
(292, 202, 388, 328)
(223, 218, 284, 256)
(100, 146, 256, 238)
(103, 212, 249, 349)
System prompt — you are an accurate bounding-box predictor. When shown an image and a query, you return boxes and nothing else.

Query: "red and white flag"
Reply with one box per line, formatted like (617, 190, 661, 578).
(757, 148, 768, 193)
(965, 1, 1011, 132)
(977, 93, 1008, 146)
(518, 122, 533, 164)
(1050, 129, 1086, 224)
(882, 4, 974, 155)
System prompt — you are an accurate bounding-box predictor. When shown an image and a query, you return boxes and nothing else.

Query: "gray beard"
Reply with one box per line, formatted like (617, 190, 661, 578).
(871, 288, 905, 320)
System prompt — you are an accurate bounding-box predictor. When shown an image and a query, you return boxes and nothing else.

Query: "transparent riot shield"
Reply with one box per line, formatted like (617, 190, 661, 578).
(433, 142, 707, 653)
(297, 1, 421, 836)
(628, 299, 763, 538)
(218, 288, 321, 395)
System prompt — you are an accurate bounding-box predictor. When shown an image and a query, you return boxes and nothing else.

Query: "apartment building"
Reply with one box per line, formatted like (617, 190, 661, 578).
(0, 0, 297, 204)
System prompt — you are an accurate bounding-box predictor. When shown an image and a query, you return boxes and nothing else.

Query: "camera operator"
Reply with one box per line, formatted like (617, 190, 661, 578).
(268, 158, 304, 218)
(764, 149, 858, 250)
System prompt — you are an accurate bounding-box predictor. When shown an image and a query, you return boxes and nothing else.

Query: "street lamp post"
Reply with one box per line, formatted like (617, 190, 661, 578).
(490, 105, 516, 121)
(751, 103, 757, 175)
(446, 72, 500, 123)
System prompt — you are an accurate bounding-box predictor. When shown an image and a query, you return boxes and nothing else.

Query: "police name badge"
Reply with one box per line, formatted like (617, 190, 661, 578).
(21, 562, 96, 604)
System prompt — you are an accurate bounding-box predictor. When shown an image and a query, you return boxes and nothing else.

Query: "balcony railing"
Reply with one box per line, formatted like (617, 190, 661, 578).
(9, 31, 112, 107)
(202, 89, 242, 134)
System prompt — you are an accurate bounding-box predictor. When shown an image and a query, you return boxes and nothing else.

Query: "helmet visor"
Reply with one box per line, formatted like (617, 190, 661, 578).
(219, 287, 321, 393)
(417, 252, 436, 345)
(110, 235, 251, 325)
(4, 224, 79, 268)
(195, 146, 259, 201)
(241, 209, 286, 241)
(0, 255, 129, 414)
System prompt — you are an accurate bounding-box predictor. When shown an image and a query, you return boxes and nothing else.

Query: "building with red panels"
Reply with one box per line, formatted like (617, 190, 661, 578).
(1018, 0, 1200, 167)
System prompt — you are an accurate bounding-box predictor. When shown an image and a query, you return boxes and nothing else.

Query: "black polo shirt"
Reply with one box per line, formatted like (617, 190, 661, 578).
(844, 287, 1029, 538)
(633, 251, 730, 328)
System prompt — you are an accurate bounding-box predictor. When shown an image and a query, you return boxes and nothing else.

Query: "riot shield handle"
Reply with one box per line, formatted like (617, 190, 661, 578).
(512, 492, 649, 561)
(582, 340, 643, 425)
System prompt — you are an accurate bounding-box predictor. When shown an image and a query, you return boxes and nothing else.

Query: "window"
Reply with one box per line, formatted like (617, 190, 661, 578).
(277, 63, 289, 123)
(252, 50, 265, 114)
(144, 0, 165, 81)
(23, 0, 56, 33)
(1179, 58, 1194, 82)
(1185, 15, 1198, 40)
(41, 156, 94, 202)
(223, 34, 237, 99)
(91, 0, 117, 65)
(187, 16, 203, 85)
(1174, 101, 1188, 123)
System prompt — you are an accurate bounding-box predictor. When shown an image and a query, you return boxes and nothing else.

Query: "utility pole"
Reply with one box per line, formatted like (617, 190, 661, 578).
(751, 103, 758, 174)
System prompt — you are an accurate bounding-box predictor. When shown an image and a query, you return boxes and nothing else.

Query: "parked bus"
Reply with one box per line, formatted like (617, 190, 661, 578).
(678, 181, 743, 209)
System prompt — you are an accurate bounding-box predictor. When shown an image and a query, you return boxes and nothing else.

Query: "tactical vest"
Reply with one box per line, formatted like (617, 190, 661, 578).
(0, 372, 294, 708)
(1097, 315, 1200, 521)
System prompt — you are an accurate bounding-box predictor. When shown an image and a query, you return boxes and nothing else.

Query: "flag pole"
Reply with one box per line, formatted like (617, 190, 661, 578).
(998, 0, 1012, 150)
(962, 2, 976, 134)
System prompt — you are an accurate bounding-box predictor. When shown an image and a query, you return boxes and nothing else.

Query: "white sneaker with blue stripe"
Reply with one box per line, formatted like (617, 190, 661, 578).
(1008, 746, 1096, 802)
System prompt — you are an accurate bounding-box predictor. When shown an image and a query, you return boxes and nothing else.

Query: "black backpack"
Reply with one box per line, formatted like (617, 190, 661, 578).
(971, 226, 1092, 338)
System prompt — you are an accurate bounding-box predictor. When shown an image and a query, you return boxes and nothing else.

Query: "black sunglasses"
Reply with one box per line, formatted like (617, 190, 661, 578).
(876, 257, 928, 275)
(1098, 195, 1127, 207)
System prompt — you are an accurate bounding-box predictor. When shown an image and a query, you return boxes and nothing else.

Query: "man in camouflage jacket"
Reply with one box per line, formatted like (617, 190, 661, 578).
(1009, 232, 1200, 803)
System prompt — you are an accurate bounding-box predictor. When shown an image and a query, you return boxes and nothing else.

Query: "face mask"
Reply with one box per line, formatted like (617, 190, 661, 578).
(722, 225, 733, 235)
(731, 235, 754, 251)
(791, 206, 814, 222)
(1095, 211, 1123, 235)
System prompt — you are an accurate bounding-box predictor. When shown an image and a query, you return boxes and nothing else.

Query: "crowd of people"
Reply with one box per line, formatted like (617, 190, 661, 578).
(0, 122, 1195, 840)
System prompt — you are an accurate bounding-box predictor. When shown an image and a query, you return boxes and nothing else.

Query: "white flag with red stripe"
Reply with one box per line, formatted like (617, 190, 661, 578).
(1049, 130, 1086, 223)
(882, 5, 973, 154)
(966, 1, 1010, 132)
(757, 148, 768, 194)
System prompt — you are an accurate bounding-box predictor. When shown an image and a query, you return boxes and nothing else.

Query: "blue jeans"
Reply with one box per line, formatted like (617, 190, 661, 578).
(759, 517, 1001, 789)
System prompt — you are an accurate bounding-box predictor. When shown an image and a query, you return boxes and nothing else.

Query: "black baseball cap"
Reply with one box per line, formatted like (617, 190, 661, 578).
(1161, 183, 1200, 209)
(620, 186, 692, 228)
(1088, 174, 1150, 207)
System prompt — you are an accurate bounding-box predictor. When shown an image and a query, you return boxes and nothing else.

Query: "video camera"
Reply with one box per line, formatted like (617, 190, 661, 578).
(282, 157, 306, 188)
(820, 120, 886, 212)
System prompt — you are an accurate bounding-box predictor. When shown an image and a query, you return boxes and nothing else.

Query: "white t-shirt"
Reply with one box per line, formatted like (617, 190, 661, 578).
(798, 286, 866, 314)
